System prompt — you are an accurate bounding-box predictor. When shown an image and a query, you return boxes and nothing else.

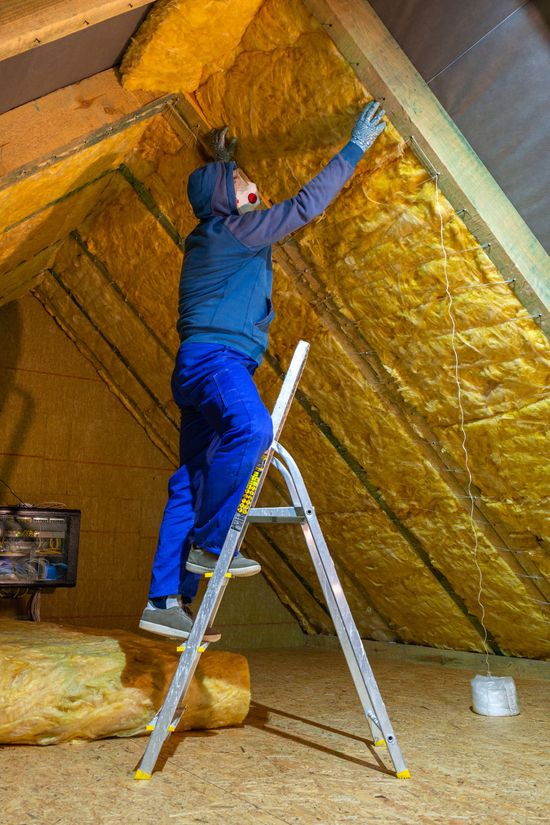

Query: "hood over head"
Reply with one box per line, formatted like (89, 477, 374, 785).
(187, 161, 238, 220)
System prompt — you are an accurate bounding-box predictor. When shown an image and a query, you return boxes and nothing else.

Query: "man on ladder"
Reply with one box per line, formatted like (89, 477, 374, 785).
(139, 103, 386, 642)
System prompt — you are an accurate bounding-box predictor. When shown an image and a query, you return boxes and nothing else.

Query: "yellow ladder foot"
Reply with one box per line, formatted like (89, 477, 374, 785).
(176, 644, 206, 653)
(134, 769, 152, 781)
(396, 769, 411, 780)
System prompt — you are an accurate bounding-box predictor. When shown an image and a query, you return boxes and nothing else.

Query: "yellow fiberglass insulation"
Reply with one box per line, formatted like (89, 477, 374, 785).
(0, 120, 150, 235)
(0, 621, 250, 745)
(0, 175, 116, 279)
(121, 0, 264, 94)
(112, 0, 549, 657)
(255, 267, 548, 656)
(192, 0, 550, 656)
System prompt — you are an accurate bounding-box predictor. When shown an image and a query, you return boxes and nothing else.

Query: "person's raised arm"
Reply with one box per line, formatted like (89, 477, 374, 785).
(225, 101, 386, 249)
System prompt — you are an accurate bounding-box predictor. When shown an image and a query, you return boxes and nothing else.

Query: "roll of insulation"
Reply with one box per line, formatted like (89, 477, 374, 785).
(471, 674, 520, 716)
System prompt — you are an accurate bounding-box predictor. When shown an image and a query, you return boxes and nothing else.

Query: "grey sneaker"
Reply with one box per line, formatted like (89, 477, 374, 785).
(139, 598, 221, 642)
(186, 545, 261, 577)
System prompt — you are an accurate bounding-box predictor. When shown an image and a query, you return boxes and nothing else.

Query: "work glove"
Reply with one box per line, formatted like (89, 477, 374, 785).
(207, 125, 238, 162)
(350, 101, 386, 152)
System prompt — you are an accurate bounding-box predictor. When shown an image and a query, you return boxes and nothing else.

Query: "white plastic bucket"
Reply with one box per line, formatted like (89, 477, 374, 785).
(471, 674, 520, 716)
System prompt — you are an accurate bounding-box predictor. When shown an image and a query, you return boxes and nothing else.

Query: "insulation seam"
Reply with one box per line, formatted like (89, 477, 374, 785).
(253, 524, 335, 623)
(0, 95, 176, 192)
(46, 268, 180, 431)
(118, 163, 185, 249)
(2, 169, 114, 235)
(70, 230, 175, 361)
(33, 291, 179, 465)
(253, 545, 330, 635)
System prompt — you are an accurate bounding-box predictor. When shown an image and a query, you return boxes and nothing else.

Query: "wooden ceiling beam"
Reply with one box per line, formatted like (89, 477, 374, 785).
(303, 0, 549, 330)
(0, 69, 159, 180)
(0, 0, 154, 61)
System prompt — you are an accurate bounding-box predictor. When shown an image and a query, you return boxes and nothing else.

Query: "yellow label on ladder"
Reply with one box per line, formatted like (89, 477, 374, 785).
(236, 459, 265, 516)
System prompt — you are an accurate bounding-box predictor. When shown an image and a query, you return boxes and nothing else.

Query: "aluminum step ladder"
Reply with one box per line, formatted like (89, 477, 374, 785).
(134, 340, 409, 780)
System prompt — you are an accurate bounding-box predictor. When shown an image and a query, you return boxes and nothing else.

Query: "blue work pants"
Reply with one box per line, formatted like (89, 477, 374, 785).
(149, 343, 273, 602)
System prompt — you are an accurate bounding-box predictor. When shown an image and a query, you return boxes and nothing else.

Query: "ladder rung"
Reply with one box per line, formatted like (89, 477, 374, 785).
(248, 506, 305, 523)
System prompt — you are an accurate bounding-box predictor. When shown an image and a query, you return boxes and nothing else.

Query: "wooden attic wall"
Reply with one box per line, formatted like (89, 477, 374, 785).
(0, 296, 303, 647)
(0, 72, 303, 646)
(0, 0, 548, 658)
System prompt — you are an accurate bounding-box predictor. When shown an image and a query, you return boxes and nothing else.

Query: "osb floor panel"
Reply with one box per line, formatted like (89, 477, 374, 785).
(1, 649, 546, 824)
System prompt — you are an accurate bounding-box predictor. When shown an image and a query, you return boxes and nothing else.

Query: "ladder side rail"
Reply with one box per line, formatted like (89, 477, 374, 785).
(271, 448, 381, 741)
(301, 519, 387, 737)
(302, 509, 408, 775)
(137, 638, 211, 775)
(137, 575, 232, 775)
(275, 443, 408, 776)
(271, 456, 302, 503)
(270, 341, 310, 439)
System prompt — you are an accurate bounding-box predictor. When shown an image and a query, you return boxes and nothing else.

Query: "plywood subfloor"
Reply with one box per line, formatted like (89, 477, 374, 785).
(1, 648, 547, 824)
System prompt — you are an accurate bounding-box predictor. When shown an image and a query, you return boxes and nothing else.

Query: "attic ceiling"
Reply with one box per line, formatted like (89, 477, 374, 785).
(0, 0, 549, 658)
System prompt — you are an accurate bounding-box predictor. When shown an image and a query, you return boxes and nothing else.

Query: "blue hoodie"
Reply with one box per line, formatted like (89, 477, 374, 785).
(177, 140, 364, 364)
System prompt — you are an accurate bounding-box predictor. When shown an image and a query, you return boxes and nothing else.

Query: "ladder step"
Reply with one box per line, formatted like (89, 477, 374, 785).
(248, 506, 305, 523)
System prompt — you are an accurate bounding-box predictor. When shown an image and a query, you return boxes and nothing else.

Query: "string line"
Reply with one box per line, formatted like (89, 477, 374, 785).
(434, 174, 492, 675)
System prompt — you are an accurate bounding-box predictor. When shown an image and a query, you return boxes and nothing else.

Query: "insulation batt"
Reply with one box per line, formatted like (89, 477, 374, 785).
(121, 0, 264, 93)
(0, 621, 250, 745)
(0, 121, 149, 234)
(0, 176, 116, 280)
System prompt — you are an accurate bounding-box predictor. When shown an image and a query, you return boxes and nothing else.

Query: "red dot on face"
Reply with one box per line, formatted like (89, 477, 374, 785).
(248, 193, 258, 203)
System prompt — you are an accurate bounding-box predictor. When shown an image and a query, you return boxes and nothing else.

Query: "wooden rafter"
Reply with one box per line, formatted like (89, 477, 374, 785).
(303, 0, 549, 333)
(0, 0, 154, 61)
(0, 70, 158, 181)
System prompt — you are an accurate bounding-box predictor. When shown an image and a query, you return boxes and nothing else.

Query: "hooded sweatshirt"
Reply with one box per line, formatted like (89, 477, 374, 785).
(177, 140, 364, 364)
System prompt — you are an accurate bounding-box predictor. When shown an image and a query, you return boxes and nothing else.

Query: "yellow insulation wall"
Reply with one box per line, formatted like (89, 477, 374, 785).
(0, 121, 150, 234)
(1, 0, 546, 657)
(256, 269, 546, 654)
(0, 175, 117, 279)
(186, 0, 548, 655)
(121, 0, 264, 94)
(0, 245, 60, 305)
